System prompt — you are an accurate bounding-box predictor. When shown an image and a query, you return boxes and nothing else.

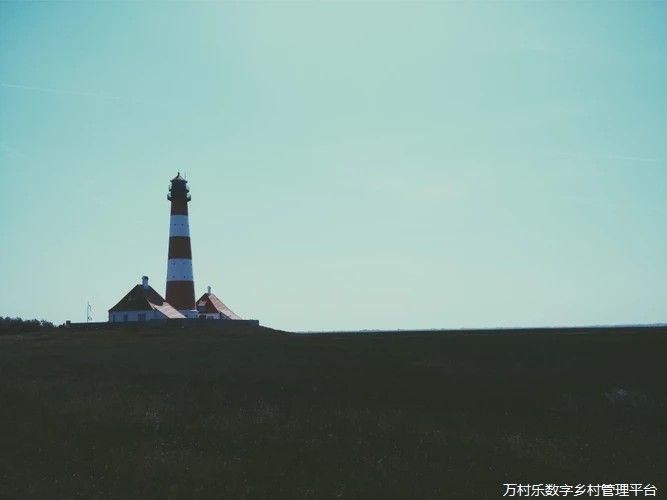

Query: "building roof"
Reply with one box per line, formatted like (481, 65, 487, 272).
(109, 284, 186, 319)
(196, 292, 242, 319)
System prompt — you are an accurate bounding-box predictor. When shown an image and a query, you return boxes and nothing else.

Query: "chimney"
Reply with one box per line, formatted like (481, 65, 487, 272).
(142, 276, 149, 289)
(207, 286, 211, 294)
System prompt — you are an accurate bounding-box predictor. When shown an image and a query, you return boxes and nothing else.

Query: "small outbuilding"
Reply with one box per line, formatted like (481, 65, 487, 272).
(196, 287, 242, 320)
(108, 276, 186, 322)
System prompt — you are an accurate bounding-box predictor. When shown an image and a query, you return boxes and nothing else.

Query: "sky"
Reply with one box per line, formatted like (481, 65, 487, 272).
(1, 0, 667, 332)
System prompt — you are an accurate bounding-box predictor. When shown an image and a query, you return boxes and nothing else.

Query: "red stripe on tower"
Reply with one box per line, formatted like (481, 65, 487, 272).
(165, 173, 196, 314)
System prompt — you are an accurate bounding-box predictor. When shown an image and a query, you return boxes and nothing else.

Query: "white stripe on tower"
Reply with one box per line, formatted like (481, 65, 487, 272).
(165, 173, 196, 313)
(169, 215, 191, 238)
(167, 259, 194, 281)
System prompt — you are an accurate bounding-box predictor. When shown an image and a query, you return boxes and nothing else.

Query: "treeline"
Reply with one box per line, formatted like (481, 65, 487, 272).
(0, 317, 57, 335)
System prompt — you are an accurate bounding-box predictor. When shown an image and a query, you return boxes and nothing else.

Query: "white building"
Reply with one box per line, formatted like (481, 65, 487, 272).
(108, 276, 186, 322)
(196, 286, 242, 320)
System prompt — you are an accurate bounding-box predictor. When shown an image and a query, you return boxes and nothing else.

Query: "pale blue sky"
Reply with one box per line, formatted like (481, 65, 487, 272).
(1, 1, 666, 331)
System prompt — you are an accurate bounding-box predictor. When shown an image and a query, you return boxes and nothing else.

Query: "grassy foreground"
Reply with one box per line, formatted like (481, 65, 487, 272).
(0, 325, 665, 499)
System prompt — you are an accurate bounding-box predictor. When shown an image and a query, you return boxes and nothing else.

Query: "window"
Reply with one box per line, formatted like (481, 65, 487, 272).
(138, 313, 146, 321)
(123, 314, 128, 322)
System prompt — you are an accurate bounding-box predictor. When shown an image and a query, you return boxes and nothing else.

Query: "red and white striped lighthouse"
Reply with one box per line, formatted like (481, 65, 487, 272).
(166, 173, 196, 316)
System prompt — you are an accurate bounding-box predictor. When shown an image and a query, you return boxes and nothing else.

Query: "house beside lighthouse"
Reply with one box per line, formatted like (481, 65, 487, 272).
(109, 276, 186, 322)
(196, 287, 241, 320)
(106, 174, 247, 324)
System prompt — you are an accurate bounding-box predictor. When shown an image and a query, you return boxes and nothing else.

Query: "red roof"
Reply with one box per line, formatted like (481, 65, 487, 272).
(196, 292, 242, 320)
(109, 285, 186, 319)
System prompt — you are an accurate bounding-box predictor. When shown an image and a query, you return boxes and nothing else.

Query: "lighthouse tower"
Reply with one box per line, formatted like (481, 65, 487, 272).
(166, 173, 196, 316)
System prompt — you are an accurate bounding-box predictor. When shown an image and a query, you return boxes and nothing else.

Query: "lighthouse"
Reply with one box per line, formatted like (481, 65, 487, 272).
(105, 173, 259, 325)
(165, 173, 197, 316)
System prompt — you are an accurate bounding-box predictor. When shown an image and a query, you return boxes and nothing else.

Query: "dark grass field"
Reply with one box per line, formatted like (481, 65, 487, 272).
(1, 325, 665, 499)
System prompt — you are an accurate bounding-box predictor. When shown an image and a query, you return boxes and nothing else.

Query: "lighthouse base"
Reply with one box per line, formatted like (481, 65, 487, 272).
(178, 310, 199, 319)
